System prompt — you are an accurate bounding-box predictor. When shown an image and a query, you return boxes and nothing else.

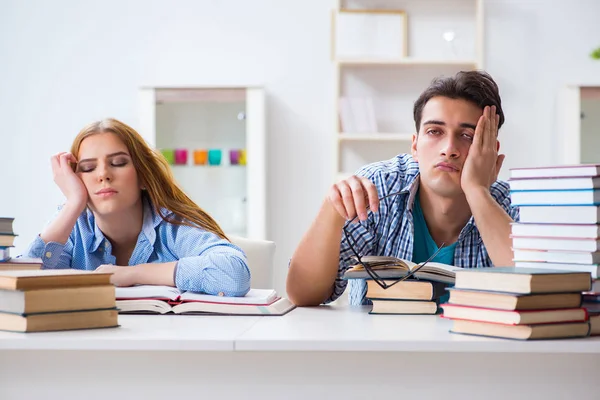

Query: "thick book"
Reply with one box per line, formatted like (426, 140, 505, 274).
(0, 285, 116, 314)
(369, 299, 439, 315)
(514, 261, 599, 279)
(511, 223, 600, 239)
(0, 269, 112, 291)
(366, 280, 447, 301)
(510, 164, 600, 179)
(509, 176, 600, 191)
(518, 205, 600, 224)
(0, 234, 16, 247)
(115, 285, 295, 316)
(441, 304, 588, 325)
(511, 236, 600, 252)
(0, 258, 42, 271)
(510, 189, 600, 206)
(454, 267, 592, 294)
(447, 318, 590, 340)
(447, 288, 583, 311)
(0, 308, 119, 333)
(513, 248, 600, 265)
(343, 256, 460, 284)
(0, 217, 14, 235)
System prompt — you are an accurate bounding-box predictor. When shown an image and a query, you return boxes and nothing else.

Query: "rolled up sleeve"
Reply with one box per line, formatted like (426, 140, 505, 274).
(25, 235, 73, 269)
(168, 225, 251, 296)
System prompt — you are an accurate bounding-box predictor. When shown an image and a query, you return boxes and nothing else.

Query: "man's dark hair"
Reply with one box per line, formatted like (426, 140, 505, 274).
(413, 70, 505, 132)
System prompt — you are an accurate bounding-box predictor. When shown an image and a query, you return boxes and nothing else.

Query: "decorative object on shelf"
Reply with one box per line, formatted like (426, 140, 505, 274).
(591, 46, 600, 60)
(239, 149, 247, 165)
(334, 9, 407, 60)
(208, 149, 222, 166)
(174, 149, 188, 165)
(229, 149, 241, 165)
(442, 30, 458, 58)
(193, 149, 208, 165)
(161, 149, 175, 165)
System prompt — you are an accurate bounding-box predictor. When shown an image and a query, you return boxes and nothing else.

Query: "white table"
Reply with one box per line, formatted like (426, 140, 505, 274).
(1, 306, 599, 400)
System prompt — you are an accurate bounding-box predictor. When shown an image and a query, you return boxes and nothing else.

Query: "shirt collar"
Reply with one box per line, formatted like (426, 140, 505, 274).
(88, 196, 168, 252)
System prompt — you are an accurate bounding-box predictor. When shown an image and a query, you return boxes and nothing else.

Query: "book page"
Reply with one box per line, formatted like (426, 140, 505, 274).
(115, 285, 182, 301)
(350, 256, 413, 270)
(180, 288, 278, 305)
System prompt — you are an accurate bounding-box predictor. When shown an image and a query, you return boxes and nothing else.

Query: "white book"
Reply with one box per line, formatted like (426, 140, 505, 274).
(115, 285, 277, 305)
(514, 261, 599, 279)
(513, 248, 600, 265)
(509, 177, 600, 191)
(114, 285, 294, 316)
(512, 236, 600, 252)
(511, 223, 600, 239)
(510, 164, 600, 179)
(518, 205, 600, 224)
(510, 189, 600, 206)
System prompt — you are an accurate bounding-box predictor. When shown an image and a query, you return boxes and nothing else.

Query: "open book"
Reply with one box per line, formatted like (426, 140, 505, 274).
(342, 256, 462, 284)
(115, 285, 295, 316)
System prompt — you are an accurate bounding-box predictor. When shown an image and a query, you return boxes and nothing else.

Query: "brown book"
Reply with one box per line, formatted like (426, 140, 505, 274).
(0, 258, 42, 271)
(454, 267, 591, 294)
(0, 235, 16, 247)
(448, 318, 590, 340)
(447, 288, 582, 310)
(0, 217, 14, 234)
(367, 280, 447, 301)
(369, 299, 439, 315)
(590, 313, 600, 336)
(0, 285, 116, 314)
(0, 309, 119, 333)
(0, 269, 112, 291)
(441, 304, 588, 325)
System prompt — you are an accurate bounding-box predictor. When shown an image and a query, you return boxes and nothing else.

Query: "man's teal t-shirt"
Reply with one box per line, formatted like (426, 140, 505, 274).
(412, 192, 457, 303)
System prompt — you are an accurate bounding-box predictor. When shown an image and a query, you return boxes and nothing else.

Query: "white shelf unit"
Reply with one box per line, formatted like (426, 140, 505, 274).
(557, 85, 600, 165)
(332, 0, 485, 180)
(138, 86, 267, 240)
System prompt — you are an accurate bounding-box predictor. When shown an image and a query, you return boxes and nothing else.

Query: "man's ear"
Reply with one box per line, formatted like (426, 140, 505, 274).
(411, 133, 419, 161)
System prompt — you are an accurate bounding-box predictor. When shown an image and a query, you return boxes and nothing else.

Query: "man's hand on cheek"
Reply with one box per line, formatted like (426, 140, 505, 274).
(460, 105, 505, 195)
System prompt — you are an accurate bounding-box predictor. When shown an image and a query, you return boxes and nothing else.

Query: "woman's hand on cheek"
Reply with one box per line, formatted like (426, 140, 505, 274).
(51, 152, 89, 212)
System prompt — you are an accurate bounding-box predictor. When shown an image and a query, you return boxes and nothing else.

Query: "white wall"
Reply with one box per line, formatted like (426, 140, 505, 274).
(1, 0, 600, 296)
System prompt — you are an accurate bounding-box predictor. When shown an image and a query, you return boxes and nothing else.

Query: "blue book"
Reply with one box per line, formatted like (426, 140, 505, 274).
(510, 188, 600, 206)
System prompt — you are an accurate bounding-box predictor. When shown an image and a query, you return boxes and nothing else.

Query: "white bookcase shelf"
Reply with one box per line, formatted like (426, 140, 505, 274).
(338, 133, 413, 141)
(138, 86, 267, 240)
(332, 0, 484, 179)
(337, 58, 478, 67)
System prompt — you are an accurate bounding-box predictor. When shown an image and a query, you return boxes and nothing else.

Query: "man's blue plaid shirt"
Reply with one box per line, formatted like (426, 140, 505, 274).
(327, 154, 520, 305)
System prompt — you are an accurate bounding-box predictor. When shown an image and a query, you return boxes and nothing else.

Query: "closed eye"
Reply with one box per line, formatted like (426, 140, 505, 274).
(462, 132, 474, 141)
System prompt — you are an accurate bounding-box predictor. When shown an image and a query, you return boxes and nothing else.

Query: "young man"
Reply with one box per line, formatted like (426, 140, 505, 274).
(287, 70, 519, 306)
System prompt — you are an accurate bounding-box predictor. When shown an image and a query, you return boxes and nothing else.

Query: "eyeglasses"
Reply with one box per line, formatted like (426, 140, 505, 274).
(342, 191, 445, 290)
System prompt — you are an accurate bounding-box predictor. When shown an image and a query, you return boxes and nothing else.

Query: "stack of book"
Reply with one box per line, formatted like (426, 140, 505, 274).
(342, 255, 459, 314)
(115, 285, 296, 316)
(365, 280, 447, 315)
(509, 164, 600, 326)
(0, 269, 119, 332)
(0, 217, 16, 262)
(0, 217, 42, 271)
(441, 267, 593, 340)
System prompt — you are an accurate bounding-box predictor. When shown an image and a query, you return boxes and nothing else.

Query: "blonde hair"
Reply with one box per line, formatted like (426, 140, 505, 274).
(70, 118, 228, 240)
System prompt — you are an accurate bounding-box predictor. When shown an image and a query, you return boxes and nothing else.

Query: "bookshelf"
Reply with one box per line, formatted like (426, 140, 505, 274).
(138, 86, 267, 239)
(557, 85, 600, 165)
(332, 0, 485, 180)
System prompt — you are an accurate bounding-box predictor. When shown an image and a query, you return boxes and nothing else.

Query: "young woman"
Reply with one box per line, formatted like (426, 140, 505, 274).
(25, 118, 250, 297)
